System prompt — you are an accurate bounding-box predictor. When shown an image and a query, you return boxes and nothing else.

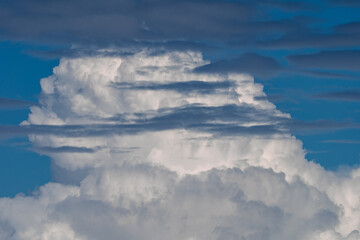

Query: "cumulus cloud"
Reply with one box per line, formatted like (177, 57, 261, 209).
(1, 50, 360, 240)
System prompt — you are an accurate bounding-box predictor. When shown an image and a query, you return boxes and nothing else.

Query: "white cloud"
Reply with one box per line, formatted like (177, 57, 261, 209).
(1, 50, 360, 239)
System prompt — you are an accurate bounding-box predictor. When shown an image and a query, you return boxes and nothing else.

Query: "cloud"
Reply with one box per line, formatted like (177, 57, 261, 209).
(33, 146, 99, 154)
(0, 97, 36, 109)
(2, 114, 358, 140)
(194, 53, 283, 79)
(1, 51, 360, 239)
(191, 52, 357, 81)
(27, 41, 217, 60)
(0, 0, 250, 45)
(0, 0, 317, 50)
(335, 21, 360, 35)
(112, 80, 235, 94)
(0, 165, 343, 240)
(289, 119, 360, 131)
(288, 50, 360, 71)
(328, 0, 360, 6)
(257, 17, 360, 49)
(300, 70, 359, 81)
(258, 32, 360, 49)
(321, 139, 360, 144)
(313, 90, 360, 101)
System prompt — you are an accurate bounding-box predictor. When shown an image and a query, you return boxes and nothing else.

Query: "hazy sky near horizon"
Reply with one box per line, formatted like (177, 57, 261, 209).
(1, 1, 360, 239)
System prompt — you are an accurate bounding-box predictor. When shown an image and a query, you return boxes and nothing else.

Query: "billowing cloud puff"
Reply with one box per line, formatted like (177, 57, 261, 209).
(1, 50, 360, 240)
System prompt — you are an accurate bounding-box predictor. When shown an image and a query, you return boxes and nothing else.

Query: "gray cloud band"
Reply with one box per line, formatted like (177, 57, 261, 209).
(1, 0, 357, 50)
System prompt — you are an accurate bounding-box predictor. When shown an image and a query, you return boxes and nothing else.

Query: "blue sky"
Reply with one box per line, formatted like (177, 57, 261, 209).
(0, 42, 57, 196)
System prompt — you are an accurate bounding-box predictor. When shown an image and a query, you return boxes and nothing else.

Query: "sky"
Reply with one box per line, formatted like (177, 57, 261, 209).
(0, 0, 360, 239)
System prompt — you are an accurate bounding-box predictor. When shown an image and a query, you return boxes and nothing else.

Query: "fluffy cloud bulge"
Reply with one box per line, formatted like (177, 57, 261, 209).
(1, 50, 360, 240)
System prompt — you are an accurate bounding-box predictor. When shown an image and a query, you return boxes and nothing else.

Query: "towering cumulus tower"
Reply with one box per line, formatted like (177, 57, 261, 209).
(1, 51, 360, 240)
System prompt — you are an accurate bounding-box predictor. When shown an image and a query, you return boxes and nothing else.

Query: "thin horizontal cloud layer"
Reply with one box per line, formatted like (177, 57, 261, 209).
(257, 30, 360, 49)
(194, 53, 283, 79)
(257, 18, 360, 49)
(1, 117, 359, 140)
(322, 139, 360, 144)
(0, 97, 36, 109)
(314, 90, 360, 102)
(1, 51, 360, 240)
(193, 53, 358, 81)
(329, 0, 360, 6)
(288, 50, 360, 71)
